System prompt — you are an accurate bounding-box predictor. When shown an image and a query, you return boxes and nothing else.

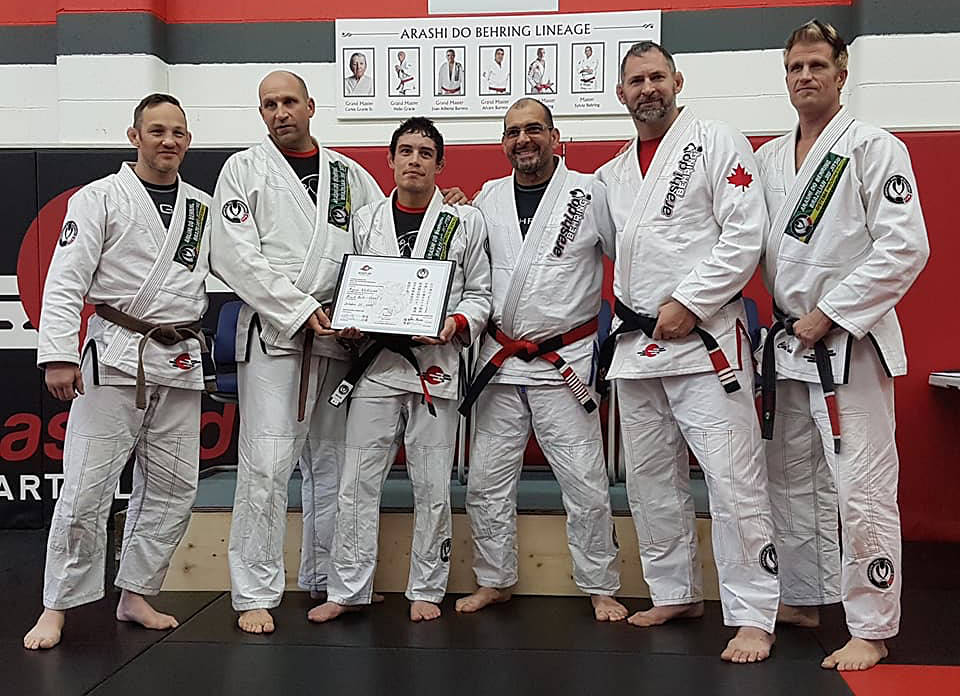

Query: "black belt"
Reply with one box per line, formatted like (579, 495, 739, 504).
(596, 297, 742, 394)
(760, 306, 841, 453)
(328, 335, 438, 416)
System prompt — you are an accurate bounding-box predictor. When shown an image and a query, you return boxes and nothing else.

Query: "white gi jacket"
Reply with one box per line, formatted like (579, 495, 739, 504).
(438, 62, 463, 94)
(395, 61, 415, 93)
(38, 163, 211, 389)
(756, 107, 929, 382)
(345, 75, 373, 97)
(576, 55, 599, 90)
(473, 158, 615, 385)
(484, 61, 510, 92)
(597, 106, 767, 379)
(527, 59, 552, 92)
(350, 189, 491, 400)
(210, 136, 383, 360)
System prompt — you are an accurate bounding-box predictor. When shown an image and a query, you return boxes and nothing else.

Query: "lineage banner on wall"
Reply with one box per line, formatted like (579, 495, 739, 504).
(335, 11, 660, 120)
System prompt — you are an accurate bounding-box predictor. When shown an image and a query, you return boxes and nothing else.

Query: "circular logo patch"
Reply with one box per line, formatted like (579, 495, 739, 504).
(867, 557, 895, 589)
(416, 268, 429, 279)
(759, 543, 779, 576)
(330, 207, 348, 227)
(178, 246, 197, 265)
(440, 538, 452, 563)
(222, 199, 250, 223)
(58, 220, 79, 247)
(883, 175, 913, 204)
(791, 214, 811, 235)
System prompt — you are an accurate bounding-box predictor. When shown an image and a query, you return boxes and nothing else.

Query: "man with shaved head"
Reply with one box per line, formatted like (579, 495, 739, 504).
(457, 98, 626, 621)
(210, 70, 384, 634)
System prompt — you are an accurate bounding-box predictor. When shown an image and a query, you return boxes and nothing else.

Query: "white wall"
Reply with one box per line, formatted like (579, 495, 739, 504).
(0, 33, 957, 147)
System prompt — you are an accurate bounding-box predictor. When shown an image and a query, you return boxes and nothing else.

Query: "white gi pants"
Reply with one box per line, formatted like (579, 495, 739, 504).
(465, 383, 620, 595)
(617, 367, 779, 632)
(44, 359, 200, 610)
(766, 340, 900, 639)
(327, 393, 457, 605)
(228, 340, 347, 610)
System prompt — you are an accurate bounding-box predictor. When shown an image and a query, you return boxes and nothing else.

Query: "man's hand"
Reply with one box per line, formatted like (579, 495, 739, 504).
(440, 187, 469, 205)
(792, 308, 833, 349)
(45, 362, 84, 401)
(338, 326, 364, 341)
(305, 307, 336, 336)
(652, 300, 697, 341)
(414, 316, 458, 345)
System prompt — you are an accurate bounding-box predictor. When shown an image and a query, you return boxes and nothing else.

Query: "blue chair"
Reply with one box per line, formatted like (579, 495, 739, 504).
(209, 300, 242, 403)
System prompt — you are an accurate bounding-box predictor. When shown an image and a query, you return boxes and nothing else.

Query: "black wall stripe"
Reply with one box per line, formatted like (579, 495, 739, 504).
(2, 2, 958, 65)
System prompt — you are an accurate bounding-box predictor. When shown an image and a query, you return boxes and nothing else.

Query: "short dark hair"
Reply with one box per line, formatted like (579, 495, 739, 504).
(389, 117, 445, 163)
(133, 93, 186, 129)
(619, 41, 676, 82)
(784, 19, 848, 70)
(505, 98, 554, 129)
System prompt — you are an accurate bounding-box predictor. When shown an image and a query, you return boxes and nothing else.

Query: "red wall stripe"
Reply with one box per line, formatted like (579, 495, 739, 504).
(0, 0, 851, 26)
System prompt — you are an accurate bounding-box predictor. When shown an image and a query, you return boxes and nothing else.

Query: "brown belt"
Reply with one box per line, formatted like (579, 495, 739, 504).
(94, 304, 207, 409)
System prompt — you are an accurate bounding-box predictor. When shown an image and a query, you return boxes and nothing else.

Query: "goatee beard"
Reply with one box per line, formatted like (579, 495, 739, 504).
(633, 104, 667, 123)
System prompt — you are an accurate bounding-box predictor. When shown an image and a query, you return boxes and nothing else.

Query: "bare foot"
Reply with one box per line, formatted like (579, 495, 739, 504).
(821, 638, 888, 671)
(307, 601, 359, 623)
(23, 609, 64, 650)
(410, 600, 441, 622)
(592, 595, 628, 622)
(627, 601, 704, 627)
(237, 608, 275, 634)
(116, 590, 179, 630)
(721, 626, 776, 663)
(777, 603, 820, 628)
(372, 592, 385, 604)
(455, 587, 512, 614)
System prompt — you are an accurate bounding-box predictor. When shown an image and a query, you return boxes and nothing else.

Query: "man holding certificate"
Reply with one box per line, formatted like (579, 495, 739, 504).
(310, 117, 491, 623)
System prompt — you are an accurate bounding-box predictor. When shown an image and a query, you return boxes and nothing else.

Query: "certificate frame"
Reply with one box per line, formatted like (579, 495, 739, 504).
(330, 254, 457, 337)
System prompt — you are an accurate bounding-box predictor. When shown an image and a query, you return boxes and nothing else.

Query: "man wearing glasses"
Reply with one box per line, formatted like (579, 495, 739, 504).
(456, 98, 626, 622)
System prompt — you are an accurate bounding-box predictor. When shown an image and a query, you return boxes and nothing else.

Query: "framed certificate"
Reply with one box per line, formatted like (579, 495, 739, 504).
(330, 255, 456, 337)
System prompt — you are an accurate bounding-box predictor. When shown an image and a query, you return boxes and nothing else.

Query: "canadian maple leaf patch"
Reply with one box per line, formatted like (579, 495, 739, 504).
(726, 164, 753, 190)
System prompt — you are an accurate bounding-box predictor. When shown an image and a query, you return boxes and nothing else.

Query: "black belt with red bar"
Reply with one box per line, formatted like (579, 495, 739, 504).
(761, 306, 841, 453)
(458, 318, 598, 417)
(596, 298, 741, 394)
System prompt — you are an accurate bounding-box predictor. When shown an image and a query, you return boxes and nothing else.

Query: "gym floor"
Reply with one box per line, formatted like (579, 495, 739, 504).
(2, 531, 957, 696)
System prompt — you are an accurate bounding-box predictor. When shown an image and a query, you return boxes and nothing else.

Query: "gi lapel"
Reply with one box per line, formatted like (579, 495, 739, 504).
(101, 165, 195, 364)
(412, 189, 458, 260)
(766, 107, 855, 265)
(619, 106, 697, 309)
(500, 157, 569, 335)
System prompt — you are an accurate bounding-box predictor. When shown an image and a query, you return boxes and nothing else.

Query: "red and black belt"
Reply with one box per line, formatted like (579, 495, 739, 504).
(458, 318, 598, 417)
(596, 298, 741, 394)
(761, 307, 841, 453)
(327, 335, 438, 416)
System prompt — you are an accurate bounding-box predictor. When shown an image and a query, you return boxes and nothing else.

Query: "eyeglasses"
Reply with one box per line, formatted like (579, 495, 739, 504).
(503, 124, 552, 140)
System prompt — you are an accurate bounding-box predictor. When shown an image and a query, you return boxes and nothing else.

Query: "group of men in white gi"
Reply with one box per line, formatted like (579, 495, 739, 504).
(24, 19, 928, 674)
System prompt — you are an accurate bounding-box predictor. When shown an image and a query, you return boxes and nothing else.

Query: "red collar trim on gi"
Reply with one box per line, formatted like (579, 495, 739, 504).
(395, 200, 428, 214)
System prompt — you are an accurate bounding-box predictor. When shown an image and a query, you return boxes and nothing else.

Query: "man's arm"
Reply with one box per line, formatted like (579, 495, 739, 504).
(37, 187, 108, 398)
(816, 134, 930, 339)
(209, 156, 320, 340)
(415, 209, 491, 345)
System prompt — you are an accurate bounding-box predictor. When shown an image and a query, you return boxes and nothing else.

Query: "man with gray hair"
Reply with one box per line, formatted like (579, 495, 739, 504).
(756, 20, 928, 671)
(598, 41, 779, 662)
(345, 52, 373, 97)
